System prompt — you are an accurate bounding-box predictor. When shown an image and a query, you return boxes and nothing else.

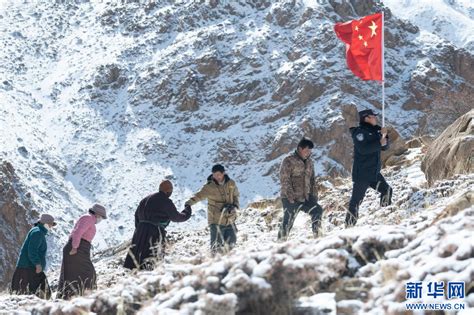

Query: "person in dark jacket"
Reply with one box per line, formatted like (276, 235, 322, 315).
(124, 180, 192, 270)
(10, 214, 56, 299)
(346, 109, 392, 227)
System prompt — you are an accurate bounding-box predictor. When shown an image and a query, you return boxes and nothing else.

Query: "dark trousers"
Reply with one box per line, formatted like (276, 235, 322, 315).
(346, 174, 392, 227)
(123, 223, 166, 270)
(11, 267, 51, 299)
(210, 224, 237, 254)
(278, 198, 324, 240)
(57, 239, 96, 300)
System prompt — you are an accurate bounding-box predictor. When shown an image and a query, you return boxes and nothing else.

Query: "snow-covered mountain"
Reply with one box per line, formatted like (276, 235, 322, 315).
(0, 0, 472, 293)
(385, 0, 474, 49)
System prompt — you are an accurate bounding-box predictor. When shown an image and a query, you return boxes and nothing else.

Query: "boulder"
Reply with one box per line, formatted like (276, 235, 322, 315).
(406, 137, 422, 148)
(381, 127, 407, 166)
(406, 135, 434, 148)
(421, 109, 474, 185)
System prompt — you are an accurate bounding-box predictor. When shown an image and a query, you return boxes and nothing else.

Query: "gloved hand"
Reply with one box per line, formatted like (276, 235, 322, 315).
(182, 205, 192, 216)
(227, 204, 237, 215)
(308, 194, 318, 204)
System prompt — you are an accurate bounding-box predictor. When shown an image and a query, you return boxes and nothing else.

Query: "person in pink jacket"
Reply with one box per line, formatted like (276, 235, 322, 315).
(56, 204, 107, 299)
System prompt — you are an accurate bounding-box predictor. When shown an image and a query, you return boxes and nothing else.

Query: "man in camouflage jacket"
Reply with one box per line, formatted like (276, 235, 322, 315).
(278, 138, 324, 240)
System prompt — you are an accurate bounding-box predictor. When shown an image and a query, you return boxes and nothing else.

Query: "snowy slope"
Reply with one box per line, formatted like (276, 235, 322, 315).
(0, 0, 472, 286)
(385, 0, 474, 49)
(0, 148, 472, 314)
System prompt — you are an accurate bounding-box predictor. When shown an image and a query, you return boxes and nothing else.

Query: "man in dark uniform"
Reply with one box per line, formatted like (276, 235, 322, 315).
(346, 109, 392, 227)
(124, 180, 192, 270)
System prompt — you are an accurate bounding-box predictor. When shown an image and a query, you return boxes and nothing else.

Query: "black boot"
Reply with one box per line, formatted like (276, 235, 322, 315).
(277, 226, 289, 241)
(312, 225, 321, 238)
(311, 218, 322, 238)
(345, 210, 358, 227)
(380, 187, 393, 207)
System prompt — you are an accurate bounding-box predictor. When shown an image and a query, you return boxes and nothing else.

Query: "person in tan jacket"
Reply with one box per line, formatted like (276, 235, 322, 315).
(278, 138, 324, 240)
(185, 164, 239, 254)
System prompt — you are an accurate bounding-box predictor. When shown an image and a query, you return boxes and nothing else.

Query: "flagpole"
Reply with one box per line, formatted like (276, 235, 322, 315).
(381, 9, 385, 127)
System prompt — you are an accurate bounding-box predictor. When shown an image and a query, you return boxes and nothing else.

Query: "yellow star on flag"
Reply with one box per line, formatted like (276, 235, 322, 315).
(368, 21, 378, 37)
(358, 35, 363, 40)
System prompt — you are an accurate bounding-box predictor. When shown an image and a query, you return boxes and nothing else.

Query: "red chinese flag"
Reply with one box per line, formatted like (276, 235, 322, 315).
(334, 13, 383, 81)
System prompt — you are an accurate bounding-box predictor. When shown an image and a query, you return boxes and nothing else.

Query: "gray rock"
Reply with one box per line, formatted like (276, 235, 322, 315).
(421, 109, 474, 185)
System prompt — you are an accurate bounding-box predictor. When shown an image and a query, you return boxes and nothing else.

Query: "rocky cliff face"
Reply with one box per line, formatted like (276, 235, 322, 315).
(0, 162, 34, 290)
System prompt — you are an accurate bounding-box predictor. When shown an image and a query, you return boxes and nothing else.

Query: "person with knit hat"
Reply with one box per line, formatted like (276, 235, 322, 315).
(124, 180, 192, 270)
(57, 204, 107, 299)
(10, 214, 56, 299)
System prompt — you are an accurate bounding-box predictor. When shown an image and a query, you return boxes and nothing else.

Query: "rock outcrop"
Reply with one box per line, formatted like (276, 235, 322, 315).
(0, 161, 34, 290)
(421, 109, 474, 185)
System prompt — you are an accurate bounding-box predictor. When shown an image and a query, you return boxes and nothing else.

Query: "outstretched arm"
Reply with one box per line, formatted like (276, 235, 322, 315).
(185, 184, 210, 206)
(165, 201, 191, 222)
